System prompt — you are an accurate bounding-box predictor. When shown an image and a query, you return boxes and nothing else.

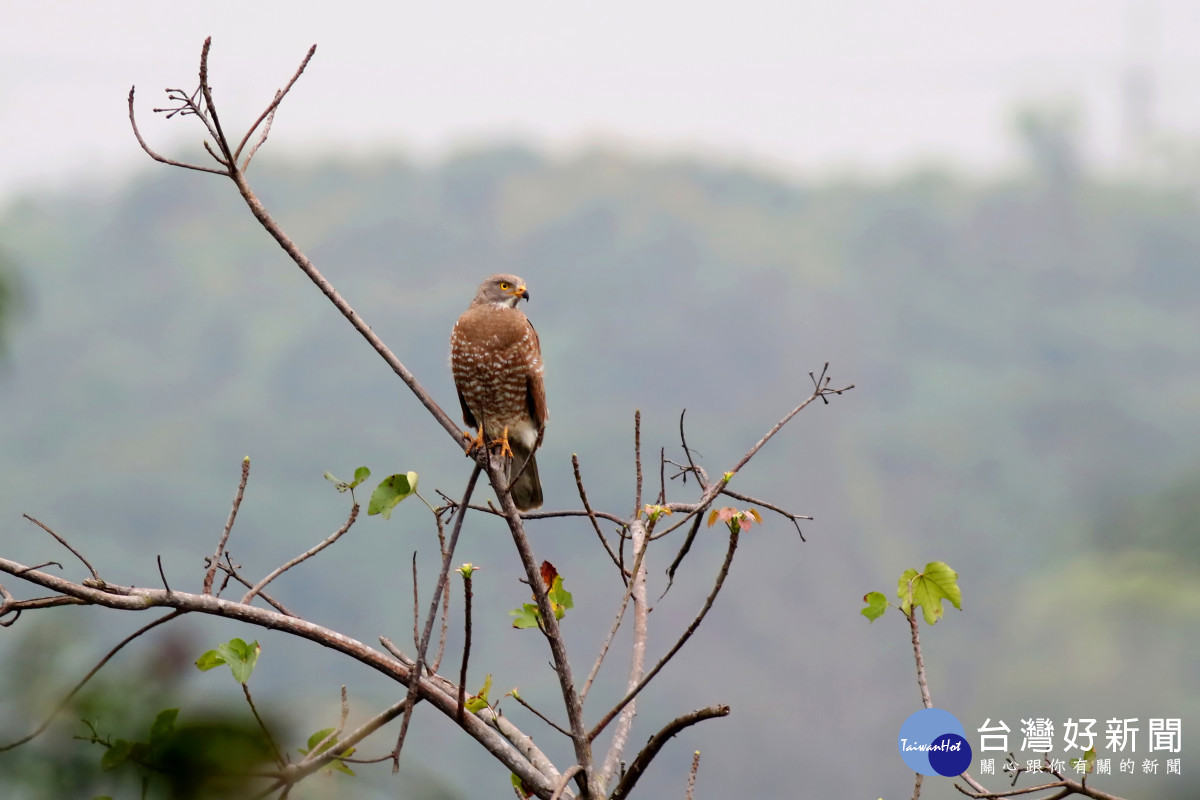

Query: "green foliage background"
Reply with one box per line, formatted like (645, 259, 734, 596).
(0, 121, 1197, 798)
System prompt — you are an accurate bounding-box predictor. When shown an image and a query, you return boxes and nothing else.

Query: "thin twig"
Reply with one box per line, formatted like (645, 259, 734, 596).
(633, 409, 643, 515)
(686, 750, 701, 800)
(716, 487, 810, 540)
(243, 684, 286, 767)
(233, 43, 317, 163)
(430, 506, 451, 675)
(573, 454, 622, 572)
(0, 592, 87, 626)
(551, 765, 584, 800)
(392, 463, 483, 770)
(241, 503, 358, 605)
(662, 512, 703, 597)
(156, 556, 172, 594)
(609, 706, 729, 799)
(218, 554, 296, 617)
(411, 552, 420, 653)
(241, 99, 278, 172)
(657, 446, 667, 505)
(907, 606, 933, 709)
(127, 87, 228, 175)
(509, 692, 573, 738)
(197, 38, 234, 165)
(22, 515, 99, 580)
(456, 567, 474, 724)
(204, 457, 250, 595)
(462, 503, 626, 528)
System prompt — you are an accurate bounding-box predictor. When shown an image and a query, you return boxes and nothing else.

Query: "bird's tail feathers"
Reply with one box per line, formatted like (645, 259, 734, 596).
(508, 441, 543, 511)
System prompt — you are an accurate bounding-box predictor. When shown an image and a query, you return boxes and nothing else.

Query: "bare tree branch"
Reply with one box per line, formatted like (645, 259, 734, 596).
(609, 705, 730, 800)
(241, 502, 359, 605)
(204, 457, 250, 594)
(598, 518, 649, 788)
(233, 44, 317, 164)
(572, 454, 622, 572)
(22, 515, 99, 581)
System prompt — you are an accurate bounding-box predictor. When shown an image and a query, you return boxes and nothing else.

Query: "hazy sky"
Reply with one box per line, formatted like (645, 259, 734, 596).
(3, 1, 1199, 199)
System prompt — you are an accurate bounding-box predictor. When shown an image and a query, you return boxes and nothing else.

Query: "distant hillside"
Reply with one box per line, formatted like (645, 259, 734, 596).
(1, 141, 1197, 800)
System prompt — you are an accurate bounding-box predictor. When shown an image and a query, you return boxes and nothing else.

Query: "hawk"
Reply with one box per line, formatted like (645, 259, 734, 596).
(450, 274, 547, 510)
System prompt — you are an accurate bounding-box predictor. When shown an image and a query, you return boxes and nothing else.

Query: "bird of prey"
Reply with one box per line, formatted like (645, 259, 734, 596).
(450, 274, 547, 510)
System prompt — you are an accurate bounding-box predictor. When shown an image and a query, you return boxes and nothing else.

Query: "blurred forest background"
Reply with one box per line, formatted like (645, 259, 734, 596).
(0, 107, 1198, 800)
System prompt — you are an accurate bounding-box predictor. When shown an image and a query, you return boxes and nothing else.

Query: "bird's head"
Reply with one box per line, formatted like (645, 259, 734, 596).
(472, 274, 530, 309)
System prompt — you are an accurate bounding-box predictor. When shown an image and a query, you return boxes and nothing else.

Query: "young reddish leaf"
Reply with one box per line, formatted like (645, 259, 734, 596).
(540, 560, 559, 589)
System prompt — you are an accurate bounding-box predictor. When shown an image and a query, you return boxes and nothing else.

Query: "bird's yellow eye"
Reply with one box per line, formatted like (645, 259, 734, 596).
(499, 281, 511, 290)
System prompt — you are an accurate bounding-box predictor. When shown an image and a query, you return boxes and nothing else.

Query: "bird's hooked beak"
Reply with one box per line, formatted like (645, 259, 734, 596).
(509, 283, 530, 303)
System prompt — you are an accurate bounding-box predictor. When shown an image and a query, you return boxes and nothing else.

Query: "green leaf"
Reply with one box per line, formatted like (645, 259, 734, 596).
(511, 773, 532, 799)
(305, 728, 337, 752)
(509, 603, 540, 629)
(548, 575, 574, 620)
(326, 467, 371, 492)
(898, 562, 963, 625)
(860, 591, 888, 622)
(198, 638, 261, 684)
(195, 650, 225, 671)
(465, 674, 493, 714)
(367, 471, 419, 519)
(101, 738, 132, 771)
(298, 728, 356, 776)
(1071, 747, 1097, 774)
(149, 709, 179, 745)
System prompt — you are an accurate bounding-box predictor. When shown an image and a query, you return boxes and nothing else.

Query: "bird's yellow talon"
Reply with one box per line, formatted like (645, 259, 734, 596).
(463, 429, 485, 455)
(490, 427, 515, 460)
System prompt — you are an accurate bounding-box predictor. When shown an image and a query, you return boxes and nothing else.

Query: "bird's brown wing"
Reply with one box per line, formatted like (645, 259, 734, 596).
(525, 318, 548, 430)
(457, 386, 478, 430)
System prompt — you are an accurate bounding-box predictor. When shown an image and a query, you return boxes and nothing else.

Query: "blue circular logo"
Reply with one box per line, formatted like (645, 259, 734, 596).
(898, 708, 973, 777)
